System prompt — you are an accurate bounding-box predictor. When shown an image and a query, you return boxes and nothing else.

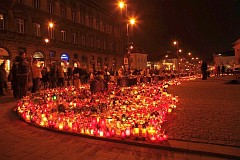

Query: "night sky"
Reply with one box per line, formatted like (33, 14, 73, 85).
(96, 0, 240, 61)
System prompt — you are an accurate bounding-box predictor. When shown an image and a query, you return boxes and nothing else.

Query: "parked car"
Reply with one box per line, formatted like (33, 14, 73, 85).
(232, 65, 240, 75)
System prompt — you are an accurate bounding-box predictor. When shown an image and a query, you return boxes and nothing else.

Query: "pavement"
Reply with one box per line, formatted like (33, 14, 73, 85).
(0, 75, 240, 160)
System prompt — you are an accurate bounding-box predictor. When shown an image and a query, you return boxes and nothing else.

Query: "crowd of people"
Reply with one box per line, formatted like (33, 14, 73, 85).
(2, 52, 236, 98)
(0, 52, 199, 98)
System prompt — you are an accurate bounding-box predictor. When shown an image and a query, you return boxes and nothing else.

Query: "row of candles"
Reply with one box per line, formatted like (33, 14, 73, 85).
(16, 77, 198, 142)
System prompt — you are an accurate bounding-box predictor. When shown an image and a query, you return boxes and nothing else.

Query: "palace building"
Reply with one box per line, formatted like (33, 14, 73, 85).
(0, 0, 124, 73)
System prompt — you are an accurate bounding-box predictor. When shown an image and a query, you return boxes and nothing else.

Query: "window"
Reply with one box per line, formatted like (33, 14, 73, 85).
(80, 15, 85, 25)
(81, 35, 86, 46)
(61, 30, 66, 41)
(96, 21, 99, 30)
(89, 37, 94, 48)
(16, 18, 24, 33)
(33, 23, 41, 36)
(111, 43, 115, 51)
(103, 41, 106, 50)
(72, 33, 77, 44)
(49, 4, 54, 14)
(72, 12, 75, 22)
(89, 19, 93, 28)
(33, 0, 40, 9)
(48, 27, 54, 39)
(61, 9, 66, 17)
(97, 39, 100, 49)
(0, 14, 4, 30)
(80, 6, 86, 25)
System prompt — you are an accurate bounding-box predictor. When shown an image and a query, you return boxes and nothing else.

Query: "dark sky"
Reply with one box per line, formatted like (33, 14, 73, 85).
(96, 0, 240, 61)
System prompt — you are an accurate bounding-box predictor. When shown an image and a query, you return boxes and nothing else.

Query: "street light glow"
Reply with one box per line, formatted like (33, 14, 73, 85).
(173, 41, 177, 45)
(118, 1, 125, 9)
(49, 22, 54, 28)
(129, 18, 136, 25)
(44, 38, 49, 43)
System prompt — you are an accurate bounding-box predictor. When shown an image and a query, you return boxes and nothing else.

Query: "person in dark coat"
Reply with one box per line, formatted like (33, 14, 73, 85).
(10, 58, 19, 97)
(201, 61, 208, 80)
(16, 53, 31, 98)
(0, 63, 7, 96)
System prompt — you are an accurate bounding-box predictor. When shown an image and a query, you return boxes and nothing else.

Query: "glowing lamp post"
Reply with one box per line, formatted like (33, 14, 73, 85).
(118, 1, 136, 71)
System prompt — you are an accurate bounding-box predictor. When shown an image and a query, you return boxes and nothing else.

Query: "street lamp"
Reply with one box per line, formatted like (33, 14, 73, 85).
(173, 41, 179, 55)
(118, 1, 136, 71)
(48, 22, 54, 39)
(44, 38, 49, 43)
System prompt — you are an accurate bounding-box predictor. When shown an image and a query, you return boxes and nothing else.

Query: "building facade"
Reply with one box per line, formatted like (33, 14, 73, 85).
(129, 53, 147, 70)
(213, 50, 236, 68)
(233, 39, 240, 64)
(0, 0, 124, 73)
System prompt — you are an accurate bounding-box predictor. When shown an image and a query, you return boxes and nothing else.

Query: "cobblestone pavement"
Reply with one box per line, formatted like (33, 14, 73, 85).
(166, 75, 240, 147)
(0, 76, 239, 160)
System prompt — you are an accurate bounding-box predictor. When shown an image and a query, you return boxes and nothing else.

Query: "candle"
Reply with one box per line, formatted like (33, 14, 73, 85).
(141, 128, 147, 138)
(133, 128, 139, 138)
(59, 122, 64, 130)
(121, 130, 126, 139)
(125, 128, 131, 137)
(99, 130, 104, 137)
(148, 127, 155, 137)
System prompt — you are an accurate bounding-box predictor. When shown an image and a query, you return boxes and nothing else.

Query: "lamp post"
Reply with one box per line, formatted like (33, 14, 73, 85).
(48, 22, 54, 39)
(173, 41, 179, 56)
(118, 1, 136, 72)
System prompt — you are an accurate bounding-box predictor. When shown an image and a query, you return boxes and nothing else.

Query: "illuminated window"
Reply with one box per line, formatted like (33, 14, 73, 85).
(16, 18, 24, 33)
(33, 23, 41, 36)
(0, 14, 4, 30)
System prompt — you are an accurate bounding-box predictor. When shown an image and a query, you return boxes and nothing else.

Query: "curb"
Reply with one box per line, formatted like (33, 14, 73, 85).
(15, 112, 240, 160)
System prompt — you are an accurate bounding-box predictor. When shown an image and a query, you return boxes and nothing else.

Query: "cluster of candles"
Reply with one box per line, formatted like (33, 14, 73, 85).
(16, 79, 186, 143)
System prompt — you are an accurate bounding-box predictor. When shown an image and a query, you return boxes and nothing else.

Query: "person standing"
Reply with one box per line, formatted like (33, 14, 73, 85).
(73, 62, 81, 88)
(57, 65, 65, 87)
(67, 66, 73, 86)
(9, 58, 19, 97)
(31, 59, 43, 93)
(49, 63, 57, 88)
(17, 52, 31, 99)
(41, 66, 48, 89)
(0, 63, 7, 96)
(201, 61, 208, 80)
(217, 65, 221, 76)
(221, 65, 225, 76)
